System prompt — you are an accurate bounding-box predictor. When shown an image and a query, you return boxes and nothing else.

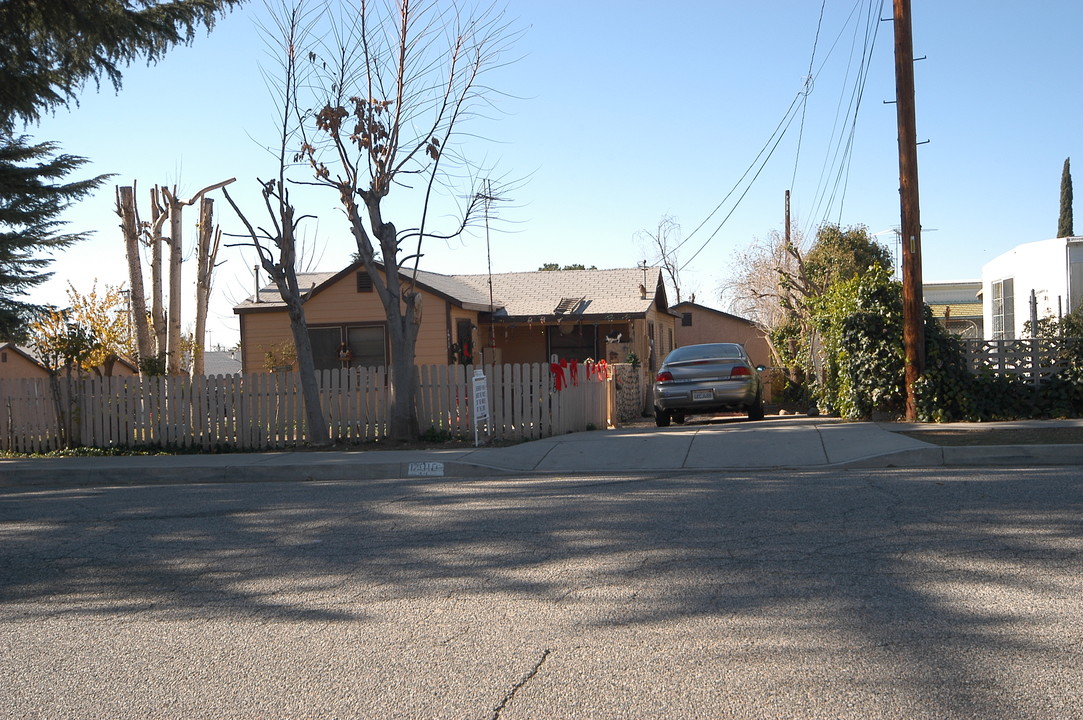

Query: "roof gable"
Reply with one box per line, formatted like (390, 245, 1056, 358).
(234, 261, 497, 313)
(671, 301, 755, 325)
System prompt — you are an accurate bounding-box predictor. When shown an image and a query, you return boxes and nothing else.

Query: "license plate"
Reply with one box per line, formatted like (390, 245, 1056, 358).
(692, 389, 713, 401)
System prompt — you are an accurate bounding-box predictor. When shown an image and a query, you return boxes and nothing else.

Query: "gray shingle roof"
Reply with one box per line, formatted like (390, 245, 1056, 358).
(454, 267, 660, 319)
(233, 264, 663, 319)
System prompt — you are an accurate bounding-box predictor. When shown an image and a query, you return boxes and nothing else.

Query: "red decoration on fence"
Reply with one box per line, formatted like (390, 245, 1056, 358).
(550, 362, 566, 391)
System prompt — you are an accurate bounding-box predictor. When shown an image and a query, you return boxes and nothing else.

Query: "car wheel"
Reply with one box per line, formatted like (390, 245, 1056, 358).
(673, 413, 686, 424)
(655, 409, 672, 427)
(747, 391, 765, 421)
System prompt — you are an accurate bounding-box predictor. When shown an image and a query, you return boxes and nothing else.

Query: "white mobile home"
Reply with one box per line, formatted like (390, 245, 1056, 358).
(981, 237, 1083, 339)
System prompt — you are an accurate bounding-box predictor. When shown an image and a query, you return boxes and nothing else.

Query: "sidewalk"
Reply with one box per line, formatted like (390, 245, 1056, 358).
(3, 416, 1083, 488)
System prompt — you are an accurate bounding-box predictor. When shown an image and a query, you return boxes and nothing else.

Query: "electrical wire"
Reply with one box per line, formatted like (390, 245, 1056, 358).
(802, 0, 885, 240)
(791, 0, 828, 191)
(677, 0, 885, 271)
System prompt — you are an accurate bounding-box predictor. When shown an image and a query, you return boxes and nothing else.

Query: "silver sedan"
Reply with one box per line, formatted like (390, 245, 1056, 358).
(652, 342, 765, 427)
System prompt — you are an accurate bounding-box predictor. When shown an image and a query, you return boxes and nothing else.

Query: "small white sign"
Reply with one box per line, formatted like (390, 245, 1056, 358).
(472, 369, 489, 421)
(408, 462, 445, 477)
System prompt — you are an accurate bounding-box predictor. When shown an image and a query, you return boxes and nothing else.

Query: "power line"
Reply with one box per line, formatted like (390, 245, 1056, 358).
(679, 0, 885, 270)
(791, 0, 828, 191)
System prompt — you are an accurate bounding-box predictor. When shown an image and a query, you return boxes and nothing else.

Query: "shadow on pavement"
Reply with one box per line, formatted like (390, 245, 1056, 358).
(2, 467, 1081, 716)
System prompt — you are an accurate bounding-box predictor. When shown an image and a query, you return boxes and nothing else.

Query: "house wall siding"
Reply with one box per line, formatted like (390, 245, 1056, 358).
(238, 277, 466, 372)
(982, 238, 1072, 339)
(0, 350, 49, 380)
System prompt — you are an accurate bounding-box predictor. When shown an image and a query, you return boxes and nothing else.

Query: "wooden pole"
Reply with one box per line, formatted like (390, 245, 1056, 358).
(894, 0, 924, 421)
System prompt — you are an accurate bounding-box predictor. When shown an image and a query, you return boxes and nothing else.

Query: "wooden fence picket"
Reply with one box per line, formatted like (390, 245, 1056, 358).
(0, 362, 608, 452)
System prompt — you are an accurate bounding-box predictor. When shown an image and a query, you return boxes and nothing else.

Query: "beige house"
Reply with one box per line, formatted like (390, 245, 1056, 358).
(0, 343, 50, 380)
(233, 263, 678, 376)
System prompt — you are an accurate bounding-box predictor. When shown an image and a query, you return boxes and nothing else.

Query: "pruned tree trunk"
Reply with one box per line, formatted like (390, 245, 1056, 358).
(149, 187, 167, 362)
(164, 186, 184, 375)
(116, 185, 153, 367)
(192, 196, 220, 377)
(161, 179, 235, 376)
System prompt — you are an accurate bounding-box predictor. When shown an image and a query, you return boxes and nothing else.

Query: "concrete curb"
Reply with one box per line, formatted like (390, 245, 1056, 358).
(0, 459, 522, 488)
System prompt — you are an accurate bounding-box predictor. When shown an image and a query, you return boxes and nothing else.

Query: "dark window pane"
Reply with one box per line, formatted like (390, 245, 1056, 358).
(308, 328, 342, 371)
(347, 325, 386, 368)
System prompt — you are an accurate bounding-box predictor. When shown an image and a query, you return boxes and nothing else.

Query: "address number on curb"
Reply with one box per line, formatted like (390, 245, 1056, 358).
(408, 462, 445, 477)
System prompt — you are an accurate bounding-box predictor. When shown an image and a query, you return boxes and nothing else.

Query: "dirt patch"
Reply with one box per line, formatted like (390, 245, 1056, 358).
(899, 427, 1083, 446)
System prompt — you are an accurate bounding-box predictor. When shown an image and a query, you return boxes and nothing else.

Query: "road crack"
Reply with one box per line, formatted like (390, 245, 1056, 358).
(490, 648, 551, 719)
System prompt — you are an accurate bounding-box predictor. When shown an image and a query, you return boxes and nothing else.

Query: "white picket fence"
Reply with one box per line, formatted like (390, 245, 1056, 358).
(0, 363, 611, 453)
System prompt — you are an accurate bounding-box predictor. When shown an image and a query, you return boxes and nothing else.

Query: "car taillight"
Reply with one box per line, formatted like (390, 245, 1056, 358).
(730, 365, 751, 377)
(656, 371, 673, 382)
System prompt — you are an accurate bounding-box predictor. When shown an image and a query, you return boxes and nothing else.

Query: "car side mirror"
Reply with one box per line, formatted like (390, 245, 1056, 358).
(755, 365, 767, 372)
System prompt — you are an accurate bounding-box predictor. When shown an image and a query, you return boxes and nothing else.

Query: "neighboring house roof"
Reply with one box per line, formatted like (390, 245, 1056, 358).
(670, 301, 757, 325)
(454, 267, 666, 320)
(203, 350, 243, 376)
(923, 280, 981, 305)
(233, 262, 497, 314)
(233, 263, 670, 321)
(928, 302, 983, 320)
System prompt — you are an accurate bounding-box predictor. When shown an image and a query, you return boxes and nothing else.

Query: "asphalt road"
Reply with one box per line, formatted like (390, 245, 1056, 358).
(3, 467, 1082, 719)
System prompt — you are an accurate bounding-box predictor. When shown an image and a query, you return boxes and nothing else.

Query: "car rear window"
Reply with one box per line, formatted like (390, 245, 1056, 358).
(666, 344, 743, 363)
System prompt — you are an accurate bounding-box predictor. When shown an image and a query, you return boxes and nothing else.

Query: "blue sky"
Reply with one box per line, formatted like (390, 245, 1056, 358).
(27, 1, 1083, 348)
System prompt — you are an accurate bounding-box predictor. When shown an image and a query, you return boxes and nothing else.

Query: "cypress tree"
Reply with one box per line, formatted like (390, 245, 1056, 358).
(1059, 157, 1074, 238)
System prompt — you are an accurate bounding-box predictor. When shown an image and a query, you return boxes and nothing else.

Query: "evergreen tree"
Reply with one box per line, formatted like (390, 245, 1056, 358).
(0, 137, 106, 340)
(0, 0, 244, 130)
(1059, 157, 1074, 238)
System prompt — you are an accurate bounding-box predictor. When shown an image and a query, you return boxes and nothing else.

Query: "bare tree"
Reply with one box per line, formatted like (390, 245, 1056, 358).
(223, 0, 330, 446)
(295, 0, 518, 442)
(722, 227, 810, 375)
(637, 215, 687, 304)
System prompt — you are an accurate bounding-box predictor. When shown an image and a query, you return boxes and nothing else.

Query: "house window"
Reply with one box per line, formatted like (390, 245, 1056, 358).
(347, 325, 386, 368)
(681, 312, 692, 327)
(356, 271, 373, 293)
(547, 324, 597, 363)
(992, 278, 1015, 340)
(309, 327, 344, 370)
(308, 325, 387, 370)
(1, 351, 6, 363)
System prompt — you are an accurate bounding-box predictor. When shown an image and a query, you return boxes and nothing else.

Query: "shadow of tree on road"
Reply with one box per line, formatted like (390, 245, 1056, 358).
(2, 467, 1081, 716)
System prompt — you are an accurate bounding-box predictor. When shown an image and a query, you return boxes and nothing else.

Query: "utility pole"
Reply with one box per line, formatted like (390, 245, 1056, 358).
(894, 0, 924, 421)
